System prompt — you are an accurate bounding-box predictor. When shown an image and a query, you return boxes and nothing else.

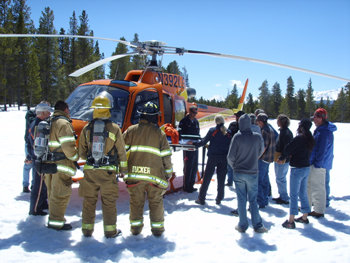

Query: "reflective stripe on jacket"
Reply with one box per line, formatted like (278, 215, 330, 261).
(48, 110, 78, 177)
(123, 119, 172, 189)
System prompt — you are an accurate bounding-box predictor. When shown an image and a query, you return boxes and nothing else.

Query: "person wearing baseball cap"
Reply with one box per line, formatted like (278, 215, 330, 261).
(308, 108, 337, 218)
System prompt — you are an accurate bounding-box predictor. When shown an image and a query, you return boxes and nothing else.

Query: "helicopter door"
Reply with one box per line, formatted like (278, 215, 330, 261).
(130, 88, 160, 125)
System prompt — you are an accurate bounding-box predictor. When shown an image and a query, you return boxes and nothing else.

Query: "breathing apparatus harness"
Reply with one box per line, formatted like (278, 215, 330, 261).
(85, 119, 118, 168)
(34, 115, 74, 174)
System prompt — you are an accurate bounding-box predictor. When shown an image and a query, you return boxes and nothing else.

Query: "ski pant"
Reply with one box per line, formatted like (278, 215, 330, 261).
(29, 166, 48, 214)
(79, 170, 119, 236)
(127, 181, 166, 235)
(183, 150, 198, 191)
(198, 155, 227, 202)
(45, 172, 72, 229)
(307, 165, 326, 214)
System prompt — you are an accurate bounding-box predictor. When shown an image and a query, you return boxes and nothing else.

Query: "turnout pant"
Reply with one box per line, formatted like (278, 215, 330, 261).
(45, 172, 72, 229)
(127, 181, 166, 235)
(307, 165, 326, 214)
(79, 170, 119, 236)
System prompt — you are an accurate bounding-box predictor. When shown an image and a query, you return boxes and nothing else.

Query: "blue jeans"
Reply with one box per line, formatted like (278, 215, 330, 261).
(233, 171, 263, 231)
(23, 144, 33, 187)
(257, 160, 270, 207)
(274, 162, 290, 201)
(289, 167, 311, 215)
(226, 165, 233, 185)
(325, 169, 330, 207)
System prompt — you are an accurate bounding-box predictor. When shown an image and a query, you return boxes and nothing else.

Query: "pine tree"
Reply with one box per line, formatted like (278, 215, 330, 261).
(305, 78, 315, 117)
(131, 33, 145, 70)
(0, 0, 16, 110)
(27, 44, 41, 105)
(166, 61, 181, 75)
(271, 82, 282, 118)
(344, 82, 350, 122)
(296, 89, 306, 119)
(285, 76, 297, 118)
(333, 88, 346, 122)
(245, 93, 257, 114)
(108, 37, 130, 80)
(13, 0, 33, 108)
(92, 40, 104, 80)
(37, 7, 59, 102)
(181, 66, 190, 88)
(258, 80, 270, 115)
(225, 84, 239, 109)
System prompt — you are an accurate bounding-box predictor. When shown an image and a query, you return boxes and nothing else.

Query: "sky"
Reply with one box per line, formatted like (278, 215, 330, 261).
(26, 0, 350, 101)
(1, 107, 350, 262)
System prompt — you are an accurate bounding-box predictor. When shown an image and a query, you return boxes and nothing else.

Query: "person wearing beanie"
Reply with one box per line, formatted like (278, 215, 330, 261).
(280, 118, 315, 229)
(195, 114, 231, 205)
(308, 108, 337, 217)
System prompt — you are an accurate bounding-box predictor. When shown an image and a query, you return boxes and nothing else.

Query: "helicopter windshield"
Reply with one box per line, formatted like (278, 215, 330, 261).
(66, 84, 129, 127)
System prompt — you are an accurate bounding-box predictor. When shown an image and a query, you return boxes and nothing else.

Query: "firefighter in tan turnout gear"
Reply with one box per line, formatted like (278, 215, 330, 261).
(46, 101, 79, 231)
(123, 101, 173, 237)
(78, 92, 127, 238)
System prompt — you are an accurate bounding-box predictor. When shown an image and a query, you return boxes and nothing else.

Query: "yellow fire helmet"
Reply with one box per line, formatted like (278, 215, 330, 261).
(90, 92, 113, 109)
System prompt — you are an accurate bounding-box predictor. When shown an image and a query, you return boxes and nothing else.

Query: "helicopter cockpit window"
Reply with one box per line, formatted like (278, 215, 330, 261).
(66, 85, 129, 127)
(66, 85, 107, 121)
(131, 88, 160, 125)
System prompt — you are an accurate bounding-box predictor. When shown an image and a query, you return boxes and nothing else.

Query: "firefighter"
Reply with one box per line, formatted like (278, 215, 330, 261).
(45, 100, 79, 230)
(123, 101, 173, 237)
(78, 93, 127, 238)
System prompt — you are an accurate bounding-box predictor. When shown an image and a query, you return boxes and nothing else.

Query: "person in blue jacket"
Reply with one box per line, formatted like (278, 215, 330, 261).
(195, 115, 231, 205)
(308, 108, 337, 218)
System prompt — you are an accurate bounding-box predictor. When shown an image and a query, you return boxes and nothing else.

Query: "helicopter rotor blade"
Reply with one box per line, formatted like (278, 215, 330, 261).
(69, 52, 138, 77)
(0, 34, 137, 48)
(185, 49, 350, 82)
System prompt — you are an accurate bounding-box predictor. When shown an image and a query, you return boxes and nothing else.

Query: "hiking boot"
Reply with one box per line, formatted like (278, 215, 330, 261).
(82, 229, 93, 237)
(152, 229, 164, 237)
(29, 210, 48, 216)
(308, 211, 324, 218)
(254, 226, 269, 233)
(215, 199, 221, 205)
(47, 223, 72, 231)
(195, 199, 205, 205)
(230, 209, 239, 217)
(131, 227, 142, 236)
(235, 225, 246, 233)
(23, 186, 30, 193)
(273, 197, 289, 205)
(105, 229, 122, 238)
(225, 183, 233, 187)
(282, 220, 295, 229)
(295, 216, 309, 224)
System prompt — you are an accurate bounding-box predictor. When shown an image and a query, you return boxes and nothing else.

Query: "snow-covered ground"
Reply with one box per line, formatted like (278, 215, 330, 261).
(0, 107, 349, 263)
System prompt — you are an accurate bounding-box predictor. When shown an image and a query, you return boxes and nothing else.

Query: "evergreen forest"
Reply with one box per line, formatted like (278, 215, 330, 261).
(1, 0, 349, 122)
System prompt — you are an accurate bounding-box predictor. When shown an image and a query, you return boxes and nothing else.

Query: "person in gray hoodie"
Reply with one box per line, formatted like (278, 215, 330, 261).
(227, 114, 267, 233)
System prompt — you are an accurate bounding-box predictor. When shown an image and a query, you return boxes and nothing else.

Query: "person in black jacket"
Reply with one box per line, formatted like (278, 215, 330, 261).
(178, 105, 200, 193)
(280, 118, 315, 229)
(273, 114, 293, 205)
(195, 115, 231, 205)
